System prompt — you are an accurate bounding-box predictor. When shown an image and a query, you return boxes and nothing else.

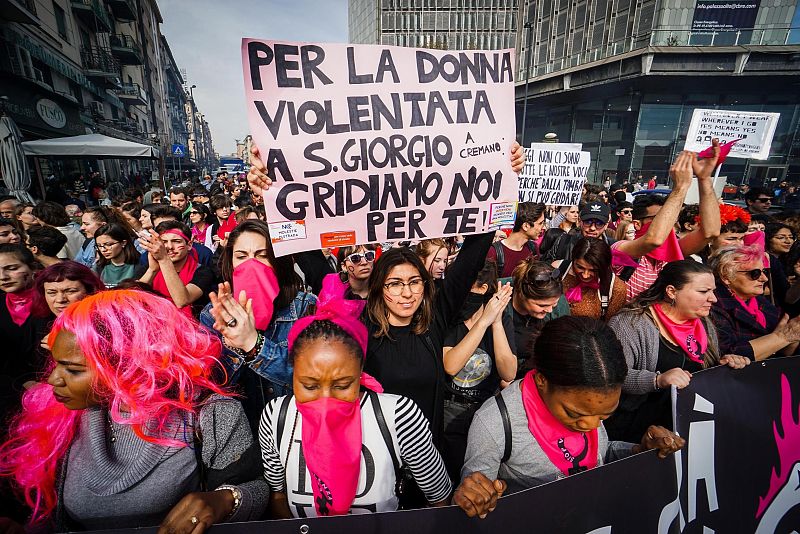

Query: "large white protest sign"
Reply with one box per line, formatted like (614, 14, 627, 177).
(518, 143, 590, 205)
(241, 40, 518, 256)
(684, 109, 780, 160)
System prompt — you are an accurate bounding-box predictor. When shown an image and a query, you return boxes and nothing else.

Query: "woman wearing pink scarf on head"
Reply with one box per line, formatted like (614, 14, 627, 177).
(258, 274, 452, 518)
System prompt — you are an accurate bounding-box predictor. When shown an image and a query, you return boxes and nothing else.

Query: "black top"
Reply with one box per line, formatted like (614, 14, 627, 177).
(188, 264, 217, 314)
(363, 232, 494, 444)
(442, 315, 514, 403)
(656, 336, 704, 374)
(294, 250, 335, 295)
(0, 299, 48, 420)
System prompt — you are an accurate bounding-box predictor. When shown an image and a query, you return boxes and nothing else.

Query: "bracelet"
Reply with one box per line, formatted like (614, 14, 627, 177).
(654, 371, 661, 391)
(223, 333, 264, 360)
(215, 484, 242, 520)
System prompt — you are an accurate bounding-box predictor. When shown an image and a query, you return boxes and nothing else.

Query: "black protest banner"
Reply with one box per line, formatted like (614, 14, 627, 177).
(673, 357, 800, 533)
(87, 449, 678, 534)
(241, 40, 518, 256)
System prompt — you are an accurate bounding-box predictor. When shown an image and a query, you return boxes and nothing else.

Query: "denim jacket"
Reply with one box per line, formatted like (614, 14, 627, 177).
(199, 291, 316, 395)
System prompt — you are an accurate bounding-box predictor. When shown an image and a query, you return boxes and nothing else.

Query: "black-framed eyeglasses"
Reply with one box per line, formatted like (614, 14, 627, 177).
(384, 278, 426, 296)
(738, 268, 768, 280)
(96, 241, 121, 250)
(581, 219, 606, 228)
(346, 250, 375, 264)
(754, 197, 772, 203)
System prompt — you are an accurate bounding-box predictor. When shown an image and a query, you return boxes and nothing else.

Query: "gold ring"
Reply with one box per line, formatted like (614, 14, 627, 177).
(190, 516, 198, 524)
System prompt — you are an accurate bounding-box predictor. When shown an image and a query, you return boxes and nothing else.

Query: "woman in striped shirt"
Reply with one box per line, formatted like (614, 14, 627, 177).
(258, 275, 451, 518)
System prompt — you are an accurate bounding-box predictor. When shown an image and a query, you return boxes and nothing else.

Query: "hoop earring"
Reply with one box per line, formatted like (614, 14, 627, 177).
(670, 297, 676, 307)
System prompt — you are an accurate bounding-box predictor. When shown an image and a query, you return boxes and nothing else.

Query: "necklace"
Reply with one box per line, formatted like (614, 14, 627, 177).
(106, 411, 116, 443)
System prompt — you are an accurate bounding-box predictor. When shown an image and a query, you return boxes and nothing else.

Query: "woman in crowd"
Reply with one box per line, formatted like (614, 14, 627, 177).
(614, 220, 636, 242)
(606, 260, 750, 442)
(416, 238, 450, 279)
(710, 244, 800, 360)
(453, 316, 684, 518)
(200, 220, 316, 430)
(765, 222, 795, 306)
(13, 203, 36, 233)
(558, 238, 626, 320)
(337, 244, 377, 299)
(74, 207, 131, 269)
(138, 220, 215, 316)
(143, 189, 163, 205)
(507, 259, 569, 378)
(94, 223, 143, 288)
(781, 241, 800, 317)
(189, 203, 215, 251)
(139, 203, 160, 231)
(210, 195, 236, 247)
(234, 206, 261, 224)
(767, 222, 795, 260)
(119, 202, 143, 234)
(441, 263, 516, 480)
(0, 244, 47, 420)
(0, 290, 268, 532)
(259, 275, 451, 517)
(32, 261, 104, 319)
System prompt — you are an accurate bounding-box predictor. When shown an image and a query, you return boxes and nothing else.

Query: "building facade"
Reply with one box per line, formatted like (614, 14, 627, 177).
(349, 0, 519, 51)
(0, 0, 214, 189)
(516, 0, 800, 185)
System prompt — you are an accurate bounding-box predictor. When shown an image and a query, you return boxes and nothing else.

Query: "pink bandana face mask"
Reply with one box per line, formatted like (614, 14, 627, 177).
(296, 396, 362, 516)
(232, 259, 279, 330)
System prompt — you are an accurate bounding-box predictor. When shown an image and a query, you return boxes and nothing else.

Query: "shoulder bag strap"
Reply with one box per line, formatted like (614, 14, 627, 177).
(495, 394, 512, 465)
(276, 394, 294, 450)
(492, 241, 505, 277)
(369, 390, 401, 475)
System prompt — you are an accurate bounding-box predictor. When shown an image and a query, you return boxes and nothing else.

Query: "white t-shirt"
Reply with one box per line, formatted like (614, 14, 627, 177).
(259, 393, 451, 518)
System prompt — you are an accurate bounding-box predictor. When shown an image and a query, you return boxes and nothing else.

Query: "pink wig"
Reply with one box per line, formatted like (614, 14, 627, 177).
(0, 290, 228, 524)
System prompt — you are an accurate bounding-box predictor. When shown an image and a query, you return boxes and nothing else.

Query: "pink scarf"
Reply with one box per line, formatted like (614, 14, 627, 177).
(216, 216, 237, 241)
(288, 274, 383, 516)
(651, 303, 707, 364)
(635, 223, 684, 262)
(521, 372, 598, 476)
(734, 295, 767, 328)
(152, 230, 199, 317)
(743, 231, 770, 268)
(5, 287, 35, 326)
(565, 276, 599, 304)
(232, 259, 279, 330)
(191, 223, 209, 244)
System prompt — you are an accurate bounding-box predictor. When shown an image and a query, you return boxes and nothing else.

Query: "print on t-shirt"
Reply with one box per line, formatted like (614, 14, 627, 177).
(452, 347, 493, 393)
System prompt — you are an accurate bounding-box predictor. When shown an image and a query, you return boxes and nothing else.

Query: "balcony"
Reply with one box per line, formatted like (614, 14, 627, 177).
(117, 82, 148, 106)
(70, 0, 111, 33)
(107, 0, 135, 21)
(0, 0, 38, 25)
(81, 47, 120, 80)
(109, 34, 142, 65)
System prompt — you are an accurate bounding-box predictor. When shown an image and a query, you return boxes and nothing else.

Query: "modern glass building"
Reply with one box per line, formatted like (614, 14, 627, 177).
(349, 0, 519, 51)
(516, 0, 800, 186)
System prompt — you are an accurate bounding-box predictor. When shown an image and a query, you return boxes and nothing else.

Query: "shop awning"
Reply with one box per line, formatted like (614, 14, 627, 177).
(21, 133, 159, 158)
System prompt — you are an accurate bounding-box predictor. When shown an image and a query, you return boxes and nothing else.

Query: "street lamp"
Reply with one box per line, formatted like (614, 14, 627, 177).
(520, 20, 534, 146)
(189, 84, 198, 172)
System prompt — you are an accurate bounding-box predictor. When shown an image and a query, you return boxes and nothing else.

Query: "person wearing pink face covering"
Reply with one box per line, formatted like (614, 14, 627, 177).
(612, 142, 722, 302)
(258, 273, 451, 518)
(200, 220, 316, 431)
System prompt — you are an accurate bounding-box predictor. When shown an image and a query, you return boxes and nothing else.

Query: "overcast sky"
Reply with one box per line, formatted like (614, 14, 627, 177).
(160, 0, 348, 157)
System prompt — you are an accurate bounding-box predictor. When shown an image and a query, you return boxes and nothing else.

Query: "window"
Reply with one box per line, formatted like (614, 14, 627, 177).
(53, 1, 68, 41)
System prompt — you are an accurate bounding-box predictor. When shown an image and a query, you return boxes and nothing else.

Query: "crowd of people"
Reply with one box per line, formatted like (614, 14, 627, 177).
(0, 137, 796, 532)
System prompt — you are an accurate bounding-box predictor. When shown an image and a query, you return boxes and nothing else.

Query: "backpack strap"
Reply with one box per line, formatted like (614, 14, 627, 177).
(526, 240, 538, 257)
(495, 394, 512, 465)
(275, 394, 294, 450)
(370, 390, 401, 476)
(492, 240, 505, 278)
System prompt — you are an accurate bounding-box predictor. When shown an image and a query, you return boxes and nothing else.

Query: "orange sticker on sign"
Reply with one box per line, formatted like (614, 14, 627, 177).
(320, 231, 356, 248)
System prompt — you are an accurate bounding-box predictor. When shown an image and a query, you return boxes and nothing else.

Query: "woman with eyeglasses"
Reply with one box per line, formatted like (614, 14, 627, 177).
(199, 220, 316, 430)
(606, 260, 751, 442)
(189, 203, 216, 252)
(337, 244, 377, 300)
(709, 244, 800, 361)
(94, 224, 143, 288)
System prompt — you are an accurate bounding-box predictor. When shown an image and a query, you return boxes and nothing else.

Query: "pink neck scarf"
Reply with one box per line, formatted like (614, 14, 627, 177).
(651, 303, 707, 364)
(521, 372, 598, 477)
(288, 274, 382, 516)
(565, 276, 599, 304)
(6, 287, 36, 326)
(232, 259, 279, 330)
(733, 295, 766, 328)
(635, 222, 684, 262)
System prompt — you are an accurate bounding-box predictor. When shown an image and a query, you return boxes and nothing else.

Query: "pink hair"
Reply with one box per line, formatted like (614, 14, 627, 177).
(0, 290, 228, 525)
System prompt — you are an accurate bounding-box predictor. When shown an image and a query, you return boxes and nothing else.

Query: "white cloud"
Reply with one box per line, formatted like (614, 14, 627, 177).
(160, 0, 348, 157)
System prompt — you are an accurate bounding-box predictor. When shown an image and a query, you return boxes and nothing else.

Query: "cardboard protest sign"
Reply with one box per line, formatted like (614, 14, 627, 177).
(241, 40, 517, 256)
(684, 109, 780, 160)
(518, 143, 590, 205)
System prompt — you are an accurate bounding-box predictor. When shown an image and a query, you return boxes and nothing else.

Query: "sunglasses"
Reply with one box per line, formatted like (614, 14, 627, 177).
(620, 209, 633, 215)
(581, 219, 607, 228)
(754, 197, 772, 203)
(346, 250, 375, 264)
(738, 268, 769, 280)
